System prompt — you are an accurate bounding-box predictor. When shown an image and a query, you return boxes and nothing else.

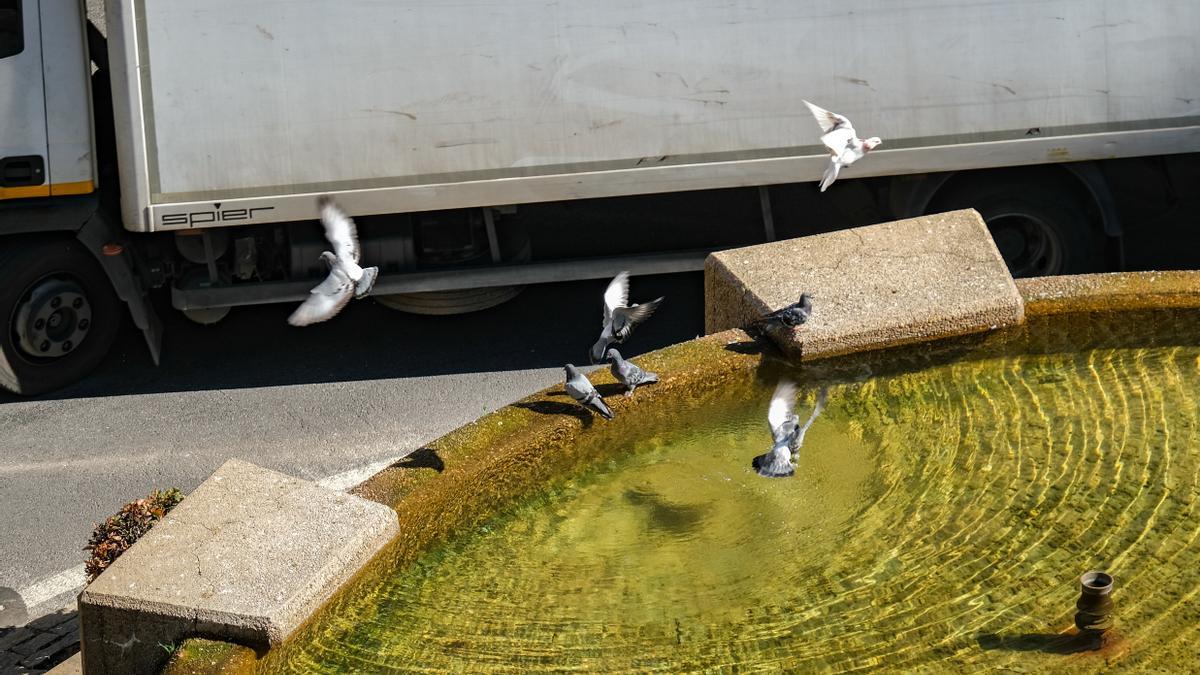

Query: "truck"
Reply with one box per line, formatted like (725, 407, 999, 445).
(1, 0, 1198, 395)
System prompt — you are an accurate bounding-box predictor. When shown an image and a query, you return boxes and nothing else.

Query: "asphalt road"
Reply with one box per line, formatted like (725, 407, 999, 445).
(0, 273, 703, 626)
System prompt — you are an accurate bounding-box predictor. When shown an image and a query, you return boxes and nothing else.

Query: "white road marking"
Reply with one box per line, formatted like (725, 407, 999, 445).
(14, 456, 406, 622)
(315, 453, 408, 491)
(17, 564, 86, 611)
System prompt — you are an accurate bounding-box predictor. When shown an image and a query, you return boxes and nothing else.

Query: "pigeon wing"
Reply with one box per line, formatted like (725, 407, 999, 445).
(309, 268, 345, 296)
(564, 374, 589, 402)
(820, 127, 857, 158)
(623, 360, 644, 383)
(287, 272, 355, 326)
(767, 380, 797, 436)
(603, 271, 630, 324)
(802, 100, 852, 134)
(318, 197, 361, 264)
(612, 296, 664, 337)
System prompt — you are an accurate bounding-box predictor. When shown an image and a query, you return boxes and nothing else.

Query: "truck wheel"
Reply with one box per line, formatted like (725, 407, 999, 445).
(375, 219, 532, 315)
(0, 238, 122, 395)
(928, 184, 1103, 277)
(375, 284, 525, 315)
(181, 306, 232, 325)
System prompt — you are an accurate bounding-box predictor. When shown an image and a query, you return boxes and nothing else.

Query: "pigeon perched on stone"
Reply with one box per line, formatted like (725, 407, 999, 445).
(590, 271, 665, 363)
(288, 197, 380, 326)
(802, 100, 881, 192)
(746, 293, 812, 339)
(606, 348, 659, 397)
(564, 364, 613, 420)
(752, 381, 827, 478)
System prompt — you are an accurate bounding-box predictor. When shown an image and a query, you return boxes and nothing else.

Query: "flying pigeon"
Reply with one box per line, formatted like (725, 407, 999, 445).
(802, 100, 881, 192)
(288, 196, 380, 326)
(752, 381, 827, 478)
(564, 364, 613, 420)
(746, 293, 813, 339)
(589, 271, 665, 363)
(606, 348, 659, 397)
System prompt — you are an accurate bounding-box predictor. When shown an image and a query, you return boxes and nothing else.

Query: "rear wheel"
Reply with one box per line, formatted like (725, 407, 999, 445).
(375, 284, 526, 315)
(927, 182, 1104, 277)
(375, 209, 531, 315)
(0, 238, 121, 395)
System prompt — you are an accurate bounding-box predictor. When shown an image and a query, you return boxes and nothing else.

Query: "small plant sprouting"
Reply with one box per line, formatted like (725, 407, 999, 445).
(84, 488, 185, 582)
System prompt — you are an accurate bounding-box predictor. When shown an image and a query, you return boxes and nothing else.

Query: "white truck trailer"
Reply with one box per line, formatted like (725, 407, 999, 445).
(1, 0, 1198, 394)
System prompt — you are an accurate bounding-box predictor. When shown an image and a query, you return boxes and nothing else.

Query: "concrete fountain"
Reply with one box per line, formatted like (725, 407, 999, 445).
(68, 209, 1200, 673)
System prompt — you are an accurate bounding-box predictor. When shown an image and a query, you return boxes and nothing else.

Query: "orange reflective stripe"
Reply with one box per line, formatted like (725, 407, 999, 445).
(50, 180, 95, 196)
(0, 180, 95, 200)
(0, 185, 51, 200)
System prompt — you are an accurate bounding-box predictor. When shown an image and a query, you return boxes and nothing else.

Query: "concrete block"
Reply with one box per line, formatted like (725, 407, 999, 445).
(705, 209, 1024, 360)
(79, 459, 398, 675)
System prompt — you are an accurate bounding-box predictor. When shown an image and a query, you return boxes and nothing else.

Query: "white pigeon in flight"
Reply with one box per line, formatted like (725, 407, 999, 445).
(589, 271, 665, 363)
(287, 196, 379, 327)
(802, 100, 881, 192)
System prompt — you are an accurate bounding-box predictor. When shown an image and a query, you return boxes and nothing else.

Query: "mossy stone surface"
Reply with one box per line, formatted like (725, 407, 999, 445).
(161, 639, 256, 675)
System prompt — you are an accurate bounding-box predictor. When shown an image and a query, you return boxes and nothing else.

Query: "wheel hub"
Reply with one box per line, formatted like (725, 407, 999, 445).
(14, 277, 92, 359)
(987, 213, 1063, 278)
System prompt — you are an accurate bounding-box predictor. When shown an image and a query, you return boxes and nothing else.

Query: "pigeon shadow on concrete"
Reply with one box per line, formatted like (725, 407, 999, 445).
(723, 337, 768, 356)
(513, 399, 595, 428)
(389, 447, 445, 473)
(594, 382, 629, 398)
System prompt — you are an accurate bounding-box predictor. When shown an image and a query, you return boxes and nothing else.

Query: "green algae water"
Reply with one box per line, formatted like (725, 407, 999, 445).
(263, 311, 1200, 672)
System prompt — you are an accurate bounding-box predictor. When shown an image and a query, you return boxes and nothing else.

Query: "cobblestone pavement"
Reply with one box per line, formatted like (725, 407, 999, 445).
(0, 609, 79, 674)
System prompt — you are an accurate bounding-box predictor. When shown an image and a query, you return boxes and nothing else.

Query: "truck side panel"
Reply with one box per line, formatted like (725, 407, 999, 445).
(41, 0, 94, 195)
(108, 0, 1200, 231)
(0, 0, 49, 200)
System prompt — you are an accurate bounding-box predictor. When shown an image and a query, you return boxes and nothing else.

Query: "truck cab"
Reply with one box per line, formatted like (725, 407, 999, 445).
(0, 0, 133, 396)
(0, 0, 95, 201)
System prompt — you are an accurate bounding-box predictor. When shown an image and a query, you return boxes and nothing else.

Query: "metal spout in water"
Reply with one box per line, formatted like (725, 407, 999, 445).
(1074, 571, 1114, 633)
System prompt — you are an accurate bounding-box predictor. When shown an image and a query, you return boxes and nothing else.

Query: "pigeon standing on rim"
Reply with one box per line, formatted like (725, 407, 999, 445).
(606, 348, 659, 397)
(746, 293, 813, 339)
(752, 381, 827, 478)
(564, 364, 614, 420)
(590, 271, 665, 363)
(802, 100, 881, 192)
(287, 196, 380, 326)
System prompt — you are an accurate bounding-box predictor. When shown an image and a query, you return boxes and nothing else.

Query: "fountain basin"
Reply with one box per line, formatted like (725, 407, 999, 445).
(233, 272, 1200, 673)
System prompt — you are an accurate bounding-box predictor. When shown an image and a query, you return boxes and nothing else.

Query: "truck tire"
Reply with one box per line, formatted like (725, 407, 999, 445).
(181, 306, 232, 325)
(0, 238, 122, 395)
(374, 284, 525, 315)
(375, 225, 532, 315)
(927, 183, 1104, 277)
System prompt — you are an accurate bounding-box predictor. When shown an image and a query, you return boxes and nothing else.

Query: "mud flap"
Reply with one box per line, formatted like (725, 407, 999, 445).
(76, 210, 163, 365)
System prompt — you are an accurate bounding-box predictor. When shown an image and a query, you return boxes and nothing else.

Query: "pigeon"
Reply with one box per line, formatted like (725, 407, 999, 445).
(607, 348, 659, 397)
(288, 196, 380, 326)
(564, 364, 613, 420)
(746, 293, 813, 339)
(752, 381, 827, 478)
(802, 100, 881, 192)
(790, 386, 828, 456)
(590, 271, 665, 363)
